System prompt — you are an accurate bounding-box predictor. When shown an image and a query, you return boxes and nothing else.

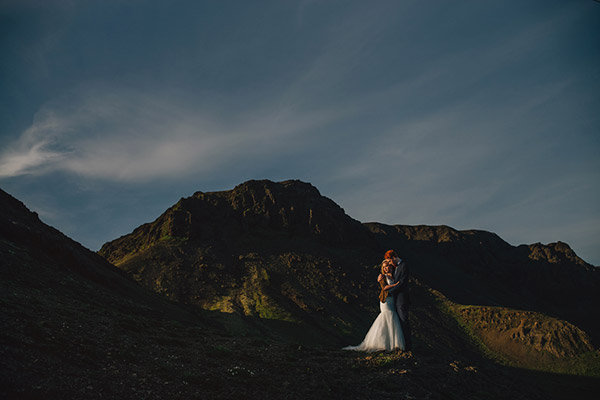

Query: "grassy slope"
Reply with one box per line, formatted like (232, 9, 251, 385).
(108, 234, 381, 346)
(364, 222, 600, 346)
(445, 302, 600, 377)
(108, 234, 600, 379)
(4, 243, 599, 399)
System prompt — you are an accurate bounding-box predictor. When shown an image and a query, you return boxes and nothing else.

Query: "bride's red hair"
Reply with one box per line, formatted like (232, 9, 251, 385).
(384, 250, 396, 259)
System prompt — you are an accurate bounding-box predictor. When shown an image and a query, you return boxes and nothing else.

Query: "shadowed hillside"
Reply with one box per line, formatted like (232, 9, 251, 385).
(8, 187, 600, 399)
(364, 223, 600, 344)
(99, 180, 380, 344)
(98, 180, 599, 377)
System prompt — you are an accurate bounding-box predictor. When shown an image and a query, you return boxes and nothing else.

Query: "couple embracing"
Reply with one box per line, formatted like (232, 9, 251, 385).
(344, 250, 412, 352)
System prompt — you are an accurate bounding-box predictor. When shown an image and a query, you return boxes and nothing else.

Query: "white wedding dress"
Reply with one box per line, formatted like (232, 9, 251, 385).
(343, 276, 405, 352)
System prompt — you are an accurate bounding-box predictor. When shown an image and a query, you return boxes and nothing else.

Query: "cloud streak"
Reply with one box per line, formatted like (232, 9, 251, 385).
(0, 84, 352, 181)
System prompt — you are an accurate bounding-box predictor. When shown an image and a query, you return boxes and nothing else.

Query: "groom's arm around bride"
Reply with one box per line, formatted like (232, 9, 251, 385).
(390, 258, 409, 297)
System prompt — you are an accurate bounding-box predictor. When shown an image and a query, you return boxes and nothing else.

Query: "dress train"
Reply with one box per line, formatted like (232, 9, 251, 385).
(343, 296, 405, 352)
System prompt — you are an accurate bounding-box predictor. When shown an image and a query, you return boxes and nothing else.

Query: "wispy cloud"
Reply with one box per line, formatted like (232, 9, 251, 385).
(0, 141, 65, 177)
(0, 3, 394, 183)
(0, 84, 349, 181)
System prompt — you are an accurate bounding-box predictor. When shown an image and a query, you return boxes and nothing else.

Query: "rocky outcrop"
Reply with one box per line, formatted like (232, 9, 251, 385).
(523, 241, 591, 268)
(457, 306, 594, 358)
(100, 179, 372, 265)
(98, 180, 380, 342)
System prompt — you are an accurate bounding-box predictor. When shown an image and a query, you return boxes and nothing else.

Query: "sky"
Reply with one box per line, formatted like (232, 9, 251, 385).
(1, 0, 599, 265)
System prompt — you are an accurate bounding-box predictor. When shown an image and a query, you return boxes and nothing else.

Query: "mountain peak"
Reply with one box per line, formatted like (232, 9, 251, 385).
(232, 179, 320, 194)
(221, 179, 326, 214)
(100, 180, 369, 264)
(185, 179, 364, 245)
(522, 241, 591, 269)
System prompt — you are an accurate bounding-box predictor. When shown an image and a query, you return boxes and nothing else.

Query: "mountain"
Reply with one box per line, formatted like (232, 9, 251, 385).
(0, 187, 209, 398)
(98, 179, 599, 372)
(0, 188, 201, 318)
(2, 184, 599, 399)
(99, 180, 378, 343)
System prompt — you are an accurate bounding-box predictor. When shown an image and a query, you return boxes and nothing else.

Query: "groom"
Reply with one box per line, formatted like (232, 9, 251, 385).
(379, 250, 412, 351)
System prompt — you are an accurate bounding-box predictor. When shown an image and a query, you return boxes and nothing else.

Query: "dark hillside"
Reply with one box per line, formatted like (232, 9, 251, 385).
(364, 222, 600, 344)
(0, 188, 589, 399)
(2, 185, 599, 399)
(98, 180, 599, 374)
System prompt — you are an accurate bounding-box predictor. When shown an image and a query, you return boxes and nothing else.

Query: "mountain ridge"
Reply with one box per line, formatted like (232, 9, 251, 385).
(97, 179, 599, 358)
(100, 179, 372, 265)
(3, 183, 600, 399)
(102, 179, 596, 269)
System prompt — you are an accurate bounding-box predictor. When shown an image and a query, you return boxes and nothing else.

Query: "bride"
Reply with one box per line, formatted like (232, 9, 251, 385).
(343, 259, 405, 352)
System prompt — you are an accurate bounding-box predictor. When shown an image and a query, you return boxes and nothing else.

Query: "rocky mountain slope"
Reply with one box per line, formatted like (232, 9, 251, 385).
(365, 223, 600, 344)
(2, 184, 600, 399)
(98, 180, 599, 372)
(98, 180, 382, 344)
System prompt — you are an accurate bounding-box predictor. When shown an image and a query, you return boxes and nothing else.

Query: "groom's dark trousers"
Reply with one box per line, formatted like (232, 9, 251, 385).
(390, 260, 412, 351)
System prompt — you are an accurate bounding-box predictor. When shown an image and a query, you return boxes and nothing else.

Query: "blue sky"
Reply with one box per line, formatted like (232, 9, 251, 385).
(1, 0, 599, 265)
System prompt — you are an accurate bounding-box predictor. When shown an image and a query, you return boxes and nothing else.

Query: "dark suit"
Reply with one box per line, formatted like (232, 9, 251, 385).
(388, 258, 411, 351)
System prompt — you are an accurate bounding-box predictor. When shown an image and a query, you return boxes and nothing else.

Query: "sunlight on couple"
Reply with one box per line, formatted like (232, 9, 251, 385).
(343, 250, 412, 352)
